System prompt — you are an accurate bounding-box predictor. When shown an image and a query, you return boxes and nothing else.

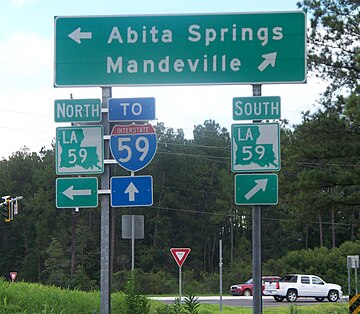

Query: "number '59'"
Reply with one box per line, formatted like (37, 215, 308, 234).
(117, 136, 149, 163)
(242, 145, 265, 160)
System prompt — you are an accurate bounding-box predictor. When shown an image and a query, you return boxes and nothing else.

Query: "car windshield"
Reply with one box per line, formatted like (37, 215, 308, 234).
(245, 278, 253, 284)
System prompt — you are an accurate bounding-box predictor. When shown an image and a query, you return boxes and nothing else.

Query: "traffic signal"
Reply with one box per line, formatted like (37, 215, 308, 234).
(2, 200, 10, 223)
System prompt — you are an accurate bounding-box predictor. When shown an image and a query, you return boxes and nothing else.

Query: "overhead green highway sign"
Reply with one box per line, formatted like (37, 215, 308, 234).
(54, 12, 306, 87)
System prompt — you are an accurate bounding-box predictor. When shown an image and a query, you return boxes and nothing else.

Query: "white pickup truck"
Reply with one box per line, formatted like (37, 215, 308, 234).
(263, 274, 342, 302)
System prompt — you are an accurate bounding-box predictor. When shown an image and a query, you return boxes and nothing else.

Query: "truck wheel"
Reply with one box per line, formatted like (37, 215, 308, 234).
(286, 289, 298, 302)
(274, 296, 284, 302)
(243, 289, 252, 296)
(328, 290, 339, 302)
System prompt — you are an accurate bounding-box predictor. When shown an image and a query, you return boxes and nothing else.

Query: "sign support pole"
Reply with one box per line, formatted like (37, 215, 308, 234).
(252, 84, 262, 314)
(131, 214, 135, 271)
(219, 238, 223, 312)
(179, 266, 182, 303)
(100, 87, 112, 314)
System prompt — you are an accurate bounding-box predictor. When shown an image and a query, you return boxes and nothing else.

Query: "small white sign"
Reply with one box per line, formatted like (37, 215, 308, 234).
(347, 255, 359, 268)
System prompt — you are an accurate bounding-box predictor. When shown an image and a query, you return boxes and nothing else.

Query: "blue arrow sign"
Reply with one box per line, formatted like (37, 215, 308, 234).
(111, 175, 153, 207)
(108, 97, 155, 121)
(110, 124, 157, 172)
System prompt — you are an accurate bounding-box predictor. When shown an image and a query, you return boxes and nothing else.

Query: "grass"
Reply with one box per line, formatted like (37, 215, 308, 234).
(0, 278, 350, 313)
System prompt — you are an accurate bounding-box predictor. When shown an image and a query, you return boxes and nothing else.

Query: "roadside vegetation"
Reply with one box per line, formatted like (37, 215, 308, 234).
(0, 278, 349, 313)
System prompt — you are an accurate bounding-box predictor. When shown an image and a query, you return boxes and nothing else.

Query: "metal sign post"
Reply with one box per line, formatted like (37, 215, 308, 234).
(252, 84, 262, 314)
(100, 87, 111, 314)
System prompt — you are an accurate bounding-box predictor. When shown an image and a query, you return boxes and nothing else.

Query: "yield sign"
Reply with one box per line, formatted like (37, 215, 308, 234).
(10, 272, 17, 282)
(170, 248, 191, 267)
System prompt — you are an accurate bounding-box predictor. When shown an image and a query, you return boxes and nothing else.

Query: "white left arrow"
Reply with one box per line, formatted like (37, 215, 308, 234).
(68, 27, 92, 44)
(244, 179, 268, 200)
(125, 182, 139, 202)
(258, 52, 277, 72)
(62, 186, 92, 200)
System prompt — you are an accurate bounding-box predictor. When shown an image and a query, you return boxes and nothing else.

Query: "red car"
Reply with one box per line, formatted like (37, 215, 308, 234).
(230, 276, 281, 296)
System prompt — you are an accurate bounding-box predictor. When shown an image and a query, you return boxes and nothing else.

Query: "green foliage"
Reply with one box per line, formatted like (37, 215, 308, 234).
(121, 272, 151, 314)
(183, 294, 200, 314)
(297, 0, 360, 94)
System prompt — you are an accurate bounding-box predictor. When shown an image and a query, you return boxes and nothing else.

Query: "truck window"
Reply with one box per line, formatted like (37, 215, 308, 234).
(301, 276, 310, 284)
(281, 275, 297, 282)
(312, 277, 324, 285)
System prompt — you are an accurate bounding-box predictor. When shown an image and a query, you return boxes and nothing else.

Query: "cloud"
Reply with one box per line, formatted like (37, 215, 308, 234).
(0, 31, 52, 81)
(8, 0, 38, 8)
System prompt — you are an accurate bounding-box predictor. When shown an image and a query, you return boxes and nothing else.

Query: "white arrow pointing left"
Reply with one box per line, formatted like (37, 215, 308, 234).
(125, 182, 139, 202)
(244, 179, 268, 200)
(62, 186, 92, 200)
(68, 27, 92, 44)
(258, 52, 277, 72)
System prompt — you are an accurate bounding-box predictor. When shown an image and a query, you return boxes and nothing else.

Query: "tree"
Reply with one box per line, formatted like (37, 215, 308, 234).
(297, 0, 360, 96)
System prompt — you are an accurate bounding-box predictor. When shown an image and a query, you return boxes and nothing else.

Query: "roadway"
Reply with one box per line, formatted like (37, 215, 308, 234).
(150, 295, 348, 308)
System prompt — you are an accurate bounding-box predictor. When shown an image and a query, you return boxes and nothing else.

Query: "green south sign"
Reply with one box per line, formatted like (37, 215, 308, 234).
(54, 12, 306, 87)
(235, 173, 278, 205)
(233, 96, 281, 120)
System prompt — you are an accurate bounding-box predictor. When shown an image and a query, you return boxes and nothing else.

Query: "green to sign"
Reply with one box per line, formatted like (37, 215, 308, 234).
(54, 99, 101, 122)
(234, 173, 278, 205)
(54, 12, 306, 87)
(56, 126, 104, 175)
(233, 96, 280, 120)
(231, 122, 280, 172)
(56, 177, 98, 208)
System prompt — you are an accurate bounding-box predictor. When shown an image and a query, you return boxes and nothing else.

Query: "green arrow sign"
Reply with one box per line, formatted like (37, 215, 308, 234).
(56, 177, 98, 208)
(231, 122, 280, 172)
(233, 96, 280, 120)
(54, 99, 101, 122)
(56, 126, 104, 175)
(54, 12, 306, 87)
(235, 174, 278, 205)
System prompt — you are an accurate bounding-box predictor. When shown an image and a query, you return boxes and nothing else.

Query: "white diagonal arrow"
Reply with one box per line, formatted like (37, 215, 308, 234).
(125, 182, 139, 202)
(244, 179, 268, 200)
(258, 52, 277, 72)
(62, 186, 92, 200)
(68, 27, 92, 44)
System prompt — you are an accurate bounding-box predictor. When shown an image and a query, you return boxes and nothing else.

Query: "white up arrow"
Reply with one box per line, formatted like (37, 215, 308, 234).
(257, 52, 277, 72)
(68, 27, 92, 44)
(244, 179, 268, 200)
(125, 182, 139, 202)
(62, 186, 92, 200)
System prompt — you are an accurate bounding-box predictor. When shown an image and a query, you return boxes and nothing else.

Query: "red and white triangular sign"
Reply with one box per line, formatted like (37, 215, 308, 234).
(9, 272, 17, 282)
(170, 248, 191, 267)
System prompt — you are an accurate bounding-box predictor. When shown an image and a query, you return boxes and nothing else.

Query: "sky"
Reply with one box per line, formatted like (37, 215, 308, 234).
(0, 0, 326, 160)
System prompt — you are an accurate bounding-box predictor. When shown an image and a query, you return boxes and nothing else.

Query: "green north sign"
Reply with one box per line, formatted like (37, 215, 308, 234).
(54, 12, 306, 87)
(235, 173, 278, 205)
(233, 96, 281, 120)
(56, 177, 98, 208)
(56, 126, 104, 175)
(54, 99, 101, 122)
(231, 122, 280, 172)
